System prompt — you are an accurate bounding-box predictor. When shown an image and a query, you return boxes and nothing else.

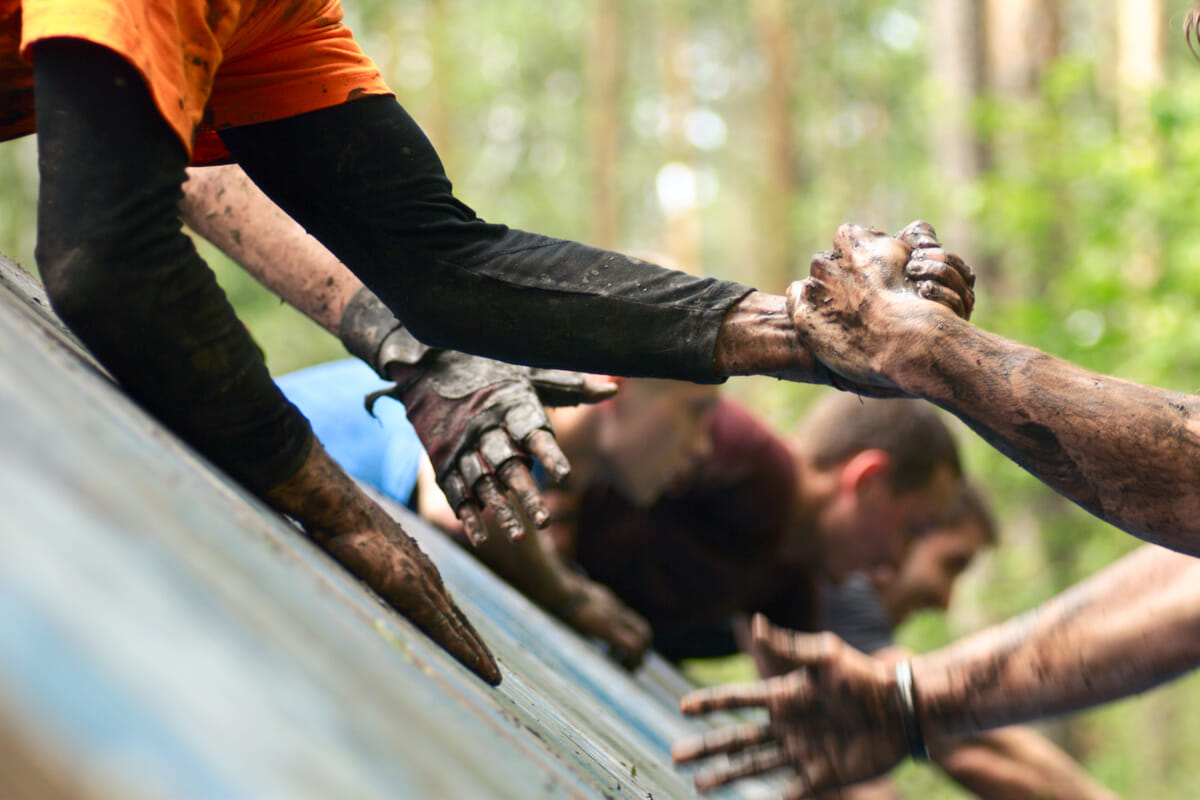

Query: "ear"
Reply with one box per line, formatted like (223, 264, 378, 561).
(838, 449, 891, 494)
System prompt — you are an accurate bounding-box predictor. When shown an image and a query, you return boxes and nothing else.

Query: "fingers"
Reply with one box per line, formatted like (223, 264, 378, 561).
(524, 427, 571, 484)
(451, 428, 550, 542)
(408, 582, 503, 686)
(752, 612, 807, 660)
(497, 460, 548, 531)
(526, 369, 619, 406)
(443, 473, 488, 546)
(834, 223, 911, 276)
(833, 222, 889, 252)
(576, 374, 619, 403)
(753, 615, 840, 667)
(693, 745, 790, 791)
(895, 219, 939, 249)
(906, 249, 976, 318)
(392, 536, 502, 684)
(455, 503, 488, 546)
(474, 475, 525, 542)
(672, 722, 775, 763)
(324, 526, 502, 685)
(680, 681, 770, 715)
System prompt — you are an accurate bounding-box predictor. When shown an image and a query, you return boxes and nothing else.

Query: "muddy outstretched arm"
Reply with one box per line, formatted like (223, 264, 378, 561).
(792, 224, 1200, 553)
(673, 546, 1200, 795)
(914, 544, 1200, 736)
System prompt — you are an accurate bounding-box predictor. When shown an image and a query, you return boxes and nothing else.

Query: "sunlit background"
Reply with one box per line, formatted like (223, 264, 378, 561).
(5, 1, 1200, 795)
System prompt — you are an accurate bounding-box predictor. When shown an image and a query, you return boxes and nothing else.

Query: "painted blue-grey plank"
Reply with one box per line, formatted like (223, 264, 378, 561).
(0, 255, 782, 800)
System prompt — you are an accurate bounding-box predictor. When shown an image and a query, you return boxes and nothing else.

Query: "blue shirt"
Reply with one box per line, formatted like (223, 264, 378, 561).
(276, 359, 424, 505)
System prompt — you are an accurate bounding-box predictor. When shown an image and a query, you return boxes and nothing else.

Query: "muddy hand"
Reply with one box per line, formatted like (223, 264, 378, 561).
(339, 287, 615, 548)
(389, 354, 616, 547)
(673, 615, 904, 796)
(322, 517, 502, 685)
(560, 579, 653, 670)
(265, 441, 501, 685)
(788, 222, 972, 393)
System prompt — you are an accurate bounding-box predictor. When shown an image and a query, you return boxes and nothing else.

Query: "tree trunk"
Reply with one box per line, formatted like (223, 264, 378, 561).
(985, 0, 1062, 99)
(927, 0, 986, 267)
(586, 0, 622, 249)
(658, 6, 701, 274)
(753, 0, 794, 290)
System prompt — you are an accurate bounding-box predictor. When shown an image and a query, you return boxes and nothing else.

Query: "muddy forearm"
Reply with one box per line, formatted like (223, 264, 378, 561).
(181, 164, 361, 333)
(713, 291, 821, 381)
(913, 546, 1200, 737)
(898, 317, 1200, 552)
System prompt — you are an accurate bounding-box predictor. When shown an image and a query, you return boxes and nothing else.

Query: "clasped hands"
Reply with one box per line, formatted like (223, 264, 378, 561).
(791, 220, 975, 396)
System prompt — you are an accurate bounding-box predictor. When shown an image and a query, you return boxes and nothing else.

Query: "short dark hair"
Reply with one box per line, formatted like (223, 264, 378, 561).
(798, 394, 961, 494)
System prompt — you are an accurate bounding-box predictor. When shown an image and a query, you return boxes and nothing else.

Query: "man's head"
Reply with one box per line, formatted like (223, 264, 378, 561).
(876, 482, 996, 624)
(594, 377, 719, 506)
(791, 394, 964, 582)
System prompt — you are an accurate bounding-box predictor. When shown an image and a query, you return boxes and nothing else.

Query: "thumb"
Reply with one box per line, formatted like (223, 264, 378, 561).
(527, 369, 619, 406)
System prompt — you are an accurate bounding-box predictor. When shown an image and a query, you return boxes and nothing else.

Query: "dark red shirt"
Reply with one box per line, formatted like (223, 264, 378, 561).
(575, 397, 818, 661)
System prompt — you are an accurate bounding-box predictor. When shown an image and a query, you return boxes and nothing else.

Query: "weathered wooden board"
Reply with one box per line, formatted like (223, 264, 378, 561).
(0, 254, 779, 800)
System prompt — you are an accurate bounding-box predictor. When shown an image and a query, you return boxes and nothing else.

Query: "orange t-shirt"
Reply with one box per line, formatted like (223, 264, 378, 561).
(0, 0, 393, 163)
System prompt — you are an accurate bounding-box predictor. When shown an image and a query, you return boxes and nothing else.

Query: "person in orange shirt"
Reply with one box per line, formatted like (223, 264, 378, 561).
(0, 0, 973, 684)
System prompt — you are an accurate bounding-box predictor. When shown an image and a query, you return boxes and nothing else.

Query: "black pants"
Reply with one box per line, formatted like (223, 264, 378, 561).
(34, 40, 751, 495)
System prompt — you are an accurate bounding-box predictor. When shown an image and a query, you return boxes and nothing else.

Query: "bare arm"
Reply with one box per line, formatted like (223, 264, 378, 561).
(872, 647, 1117, 800)
(673, 545, 1200, 795)
(181, 165, 357, 332)
(903, 320, 1200, 553)
(915, 544, 1200, 736)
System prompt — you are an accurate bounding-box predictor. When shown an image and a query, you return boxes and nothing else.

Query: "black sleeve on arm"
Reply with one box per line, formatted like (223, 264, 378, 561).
(33, 39, 313, 494)
(219, 96, 754, 383)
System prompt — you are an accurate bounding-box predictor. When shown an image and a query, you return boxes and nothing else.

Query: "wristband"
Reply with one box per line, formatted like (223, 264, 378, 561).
(895, 660, 929, 761)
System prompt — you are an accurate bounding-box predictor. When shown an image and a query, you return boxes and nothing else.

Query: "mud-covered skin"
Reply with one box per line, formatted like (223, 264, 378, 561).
(456, 512, 653, 669)
(673, 547, 1200, 796)
(793, 222, 1200, 553)
(560, 579, 653, 669)
(915, 545, 1200, 737)
(264, 440, 501, 685)
(180, 164, 360, 332)
(673, 615, 904, 798)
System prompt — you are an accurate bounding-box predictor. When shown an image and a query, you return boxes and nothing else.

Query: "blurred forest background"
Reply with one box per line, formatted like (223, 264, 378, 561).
(4, 0, 1200, 796)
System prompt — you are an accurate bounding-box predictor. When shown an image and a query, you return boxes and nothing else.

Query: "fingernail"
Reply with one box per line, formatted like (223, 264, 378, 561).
(465, 518, 487, 546)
